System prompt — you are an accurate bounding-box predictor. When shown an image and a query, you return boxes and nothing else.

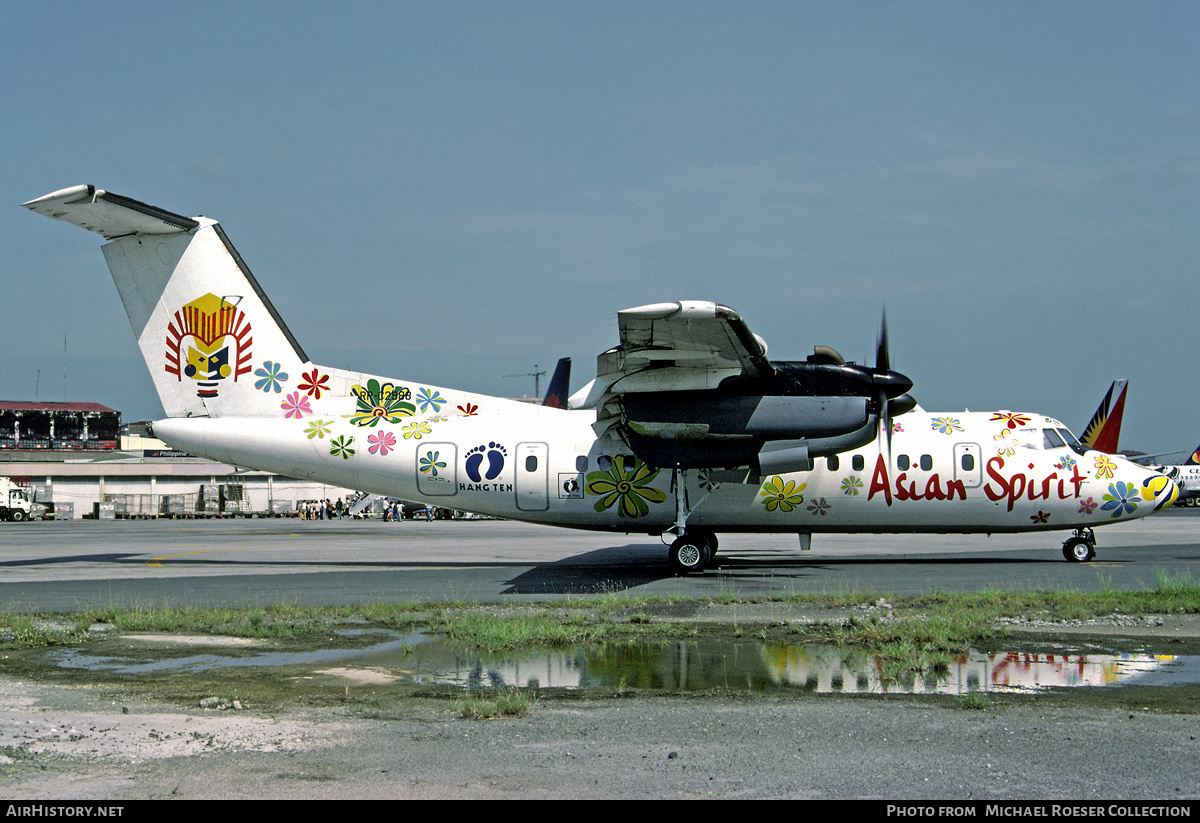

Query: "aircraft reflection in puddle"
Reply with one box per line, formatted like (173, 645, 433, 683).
(53, 635, 1195, 696)
(319, 639, 1194, 696)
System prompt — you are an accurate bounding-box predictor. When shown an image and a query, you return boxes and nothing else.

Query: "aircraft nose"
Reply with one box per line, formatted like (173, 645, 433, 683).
(1141, 471, 1179, 512)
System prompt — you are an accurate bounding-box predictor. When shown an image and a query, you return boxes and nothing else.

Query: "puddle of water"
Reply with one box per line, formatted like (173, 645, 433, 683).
(49, 634, 1200, 696)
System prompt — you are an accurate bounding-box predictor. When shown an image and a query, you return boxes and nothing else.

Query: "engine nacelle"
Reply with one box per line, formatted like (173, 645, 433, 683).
(615, 358, 913, 472)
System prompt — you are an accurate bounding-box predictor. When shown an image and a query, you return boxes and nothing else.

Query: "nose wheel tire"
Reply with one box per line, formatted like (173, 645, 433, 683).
(1063, 537, 1095, 562)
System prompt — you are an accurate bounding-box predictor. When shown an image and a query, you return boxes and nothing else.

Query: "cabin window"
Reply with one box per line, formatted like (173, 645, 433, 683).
(525, 455, 538, 472)
(852, 454, 864, 471)
(897, 455, 910, 471)
(961, 453, 975, 472)
(920, 454, 933, 471)
(827, 455, 839, 471)
(575, 455, 587, 472)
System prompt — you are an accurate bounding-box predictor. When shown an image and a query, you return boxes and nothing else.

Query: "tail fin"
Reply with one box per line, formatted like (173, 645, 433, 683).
(1186, 444, 1200, 466)
(542, 357, 571, 408)
(1079, 379, 1128, 454)
(25, 186, 308, 419)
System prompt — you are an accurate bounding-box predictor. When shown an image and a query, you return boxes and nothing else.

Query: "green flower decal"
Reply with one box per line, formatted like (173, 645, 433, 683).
(305, 419, 332, 439)
(840, 476, 863, 496)
(760, 476, 806, 512)
(329, 434, 355, 460)
(349, 379, 416, 427)
(585, 455, 666, 518)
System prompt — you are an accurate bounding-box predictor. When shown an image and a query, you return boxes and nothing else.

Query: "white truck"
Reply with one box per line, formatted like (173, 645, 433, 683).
(1, 478, 33, 521)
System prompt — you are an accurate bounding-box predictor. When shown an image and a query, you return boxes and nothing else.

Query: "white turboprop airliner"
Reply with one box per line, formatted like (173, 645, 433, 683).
(23, 186, 1178, 571)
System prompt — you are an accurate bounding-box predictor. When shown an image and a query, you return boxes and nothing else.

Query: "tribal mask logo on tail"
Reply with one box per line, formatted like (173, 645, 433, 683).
(164, 294, 253, 398)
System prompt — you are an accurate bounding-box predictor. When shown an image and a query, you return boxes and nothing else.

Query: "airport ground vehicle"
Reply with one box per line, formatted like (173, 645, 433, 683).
(0, 478, 33, 521)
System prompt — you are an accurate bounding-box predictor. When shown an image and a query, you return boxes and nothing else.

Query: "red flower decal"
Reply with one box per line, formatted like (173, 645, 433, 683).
(298, 369, 330, 399)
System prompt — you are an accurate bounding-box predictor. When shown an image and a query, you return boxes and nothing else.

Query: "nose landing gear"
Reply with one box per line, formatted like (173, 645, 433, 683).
(1062, 528, 1096, 562)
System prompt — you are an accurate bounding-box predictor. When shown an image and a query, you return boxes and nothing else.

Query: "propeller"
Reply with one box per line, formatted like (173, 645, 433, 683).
(872, 310, 915, 460)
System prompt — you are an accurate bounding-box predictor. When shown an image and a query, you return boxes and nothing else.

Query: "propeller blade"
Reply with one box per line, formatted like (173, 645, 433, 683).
(876, 309, 890, 373)
(875, 309, 896, 461)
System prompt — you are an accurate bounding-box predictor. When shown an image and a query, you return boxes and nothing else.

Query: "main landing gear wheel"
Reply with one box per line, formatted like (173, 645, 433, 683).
(1062, 536, 1095, 563)
(669, 534, 713, 575)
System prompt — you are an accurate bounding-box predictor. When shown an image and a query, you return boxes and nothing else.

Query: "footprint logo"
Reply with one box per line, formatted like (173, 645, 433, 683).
(465, 442, 507, 482)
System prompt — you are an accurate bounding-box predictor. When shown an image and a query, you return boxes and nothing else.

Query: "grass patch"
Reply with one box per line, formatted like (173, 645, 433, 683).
(0, 569, 1195, 655)
(436, 611, 604, 652)
(456, 687, 538, 719)
(0, 616, 89, 649)
(957, 690, 991, 710)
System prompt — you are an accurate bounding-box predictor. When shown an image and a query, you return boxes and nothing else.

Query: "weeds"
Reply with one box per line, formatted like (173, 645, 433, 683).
(456, 687, 538, 719)
(0, 569, 1194, 656)
(957, 690, 990, 710)
(0, 617, 88, 649)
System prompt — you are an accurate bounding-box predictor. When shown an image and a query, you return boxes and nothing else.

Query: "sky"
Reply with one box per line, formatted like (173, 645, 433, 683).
(1, 1, 1197, 458)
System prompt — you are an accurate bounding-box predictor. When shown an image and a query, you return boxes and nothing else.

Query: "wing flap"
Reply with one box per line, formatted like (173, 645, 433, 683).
(613, 301, 770, 378)
(588, 301, 775, 440)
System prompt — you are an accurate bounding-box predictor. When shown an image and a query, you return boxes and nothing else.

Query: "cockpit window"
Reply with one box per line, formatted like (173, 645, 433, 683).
(1043, 429, 1065, 450)
(1056, 428, 1087, 456)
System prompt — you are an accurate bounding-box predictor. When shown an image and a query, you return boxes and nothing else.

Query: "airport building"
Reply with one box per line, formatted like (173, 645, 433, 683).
(0, 401, 355, 519)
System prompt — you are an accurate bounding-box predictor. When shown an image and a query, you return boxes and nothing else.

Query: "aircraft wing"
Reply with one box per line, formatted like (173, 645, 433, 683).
(580, 301, 774, 436)
(22, 185, 199, 239)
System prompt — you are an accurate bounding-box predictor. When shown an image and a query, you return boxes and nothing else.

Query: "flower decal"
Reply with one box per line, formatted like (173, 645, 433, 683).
(585, 455, 666, 518)
(402, 420, 433, 440)
(841, 476, 863, 496)
(298, 369, 330, 399)
(931, 417, 963, 435)
(253, 361, 288, 393)
(368, 430, 397, 456)
(281, 391, 312, 419)
(807, 498, 830, 516)
(1094, 455, 1117, 480)
(416, 388, 446, 413)
(349, 380, 416, 427)
(760, 476, 806, 513)
(1055, 454, 1077, 471)
(1101, 481, 1138, 518)
(1079, 497, 1098, 515)
(457, 402, 479, 416)
(1031, 510, 1051, 524)
(304, 419, 332, 439)
(329, 434, 355, 460)
(420, 450, 446, 477)
(991, 412, 1031, 430)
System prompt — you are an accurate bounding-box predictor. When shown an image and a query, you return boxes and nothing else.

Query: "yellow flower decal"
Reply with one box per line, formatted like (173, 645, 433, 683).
(1094, 455, 1117, 479)
(402, 419, 433, 440)
(585, 455, 666, 518)
(760, 476, 807, 512)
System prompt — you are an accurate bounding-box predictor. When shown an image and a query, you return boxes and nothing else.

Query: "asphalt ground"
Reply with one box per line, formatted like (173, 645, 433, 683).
(1, 511, 1198, 801)
(0, 510, 1197, 611)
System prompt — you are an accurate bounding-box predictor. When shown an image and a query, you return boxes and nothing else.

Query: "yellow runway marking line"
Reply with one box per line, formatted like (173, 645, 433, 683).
(147, 546, 247, 567)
